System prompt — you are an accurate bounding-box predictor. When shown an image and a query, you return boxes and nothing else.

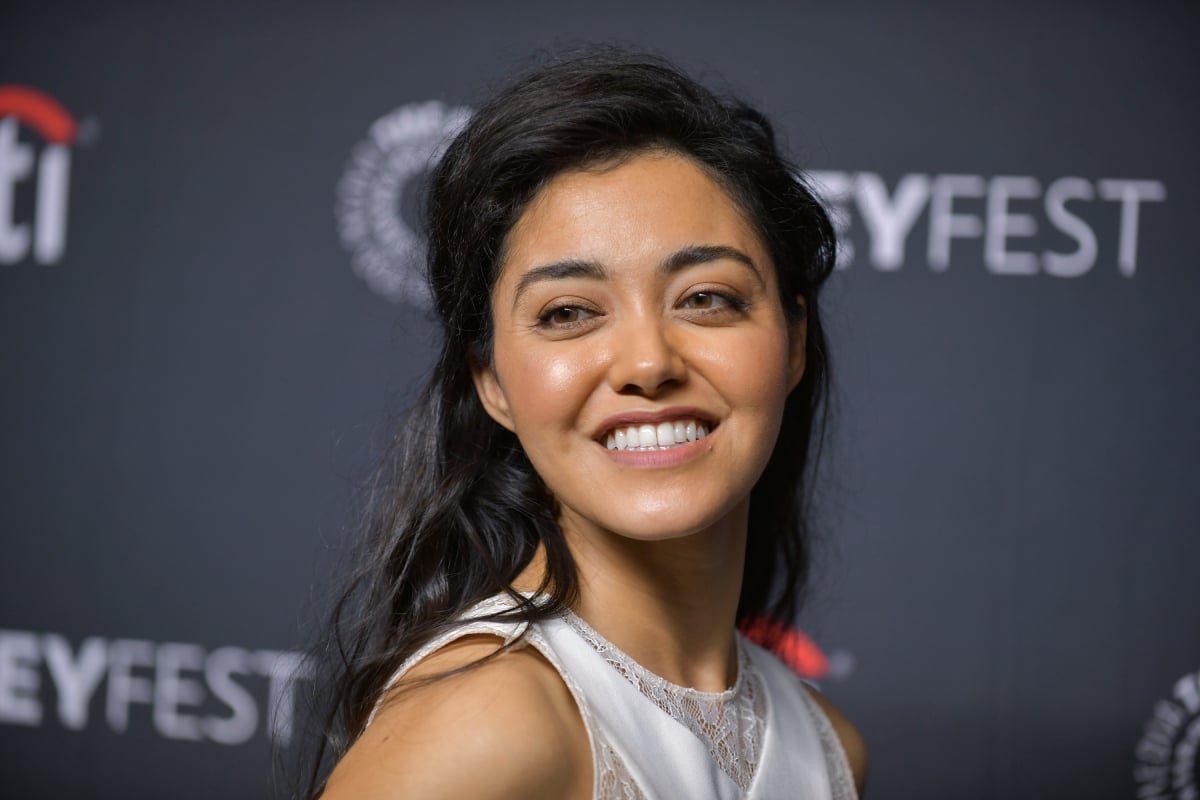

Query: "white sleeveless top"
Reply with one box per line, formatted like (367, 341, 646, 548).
(368, 596, 857, 800)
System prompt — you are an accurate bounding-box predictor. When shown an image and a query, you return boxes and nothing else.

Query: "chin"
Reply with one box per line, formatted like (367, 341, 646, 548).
(564, 494, 750, 545)
(611, 522, 711, 543)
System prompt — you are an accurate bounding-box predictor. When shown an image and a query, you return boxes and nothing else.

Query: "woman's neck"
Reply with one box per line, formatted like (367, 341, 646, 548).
(520, 498, 749, 693)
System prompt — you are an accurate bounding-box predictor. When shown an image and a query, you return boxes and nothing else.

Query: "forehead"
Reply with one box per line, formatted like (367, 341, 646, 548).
(497, 152, 772, 286)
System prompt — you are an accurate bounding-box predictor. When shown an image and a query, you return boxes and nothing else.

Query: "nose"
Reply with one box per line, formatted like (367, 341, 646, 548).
(606, 315, 687, 397)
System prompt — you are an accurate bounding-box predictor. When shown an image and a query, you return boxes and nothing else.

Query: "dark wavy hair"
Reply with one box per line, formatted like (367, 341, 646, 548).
(303, 47, 836, 796)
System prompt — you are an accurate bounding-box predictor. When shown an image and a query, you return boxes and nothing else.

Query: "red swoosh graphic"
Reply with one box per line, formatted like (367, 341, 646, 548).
(740, 616, 830, 679)
(0, 85, 77, 144)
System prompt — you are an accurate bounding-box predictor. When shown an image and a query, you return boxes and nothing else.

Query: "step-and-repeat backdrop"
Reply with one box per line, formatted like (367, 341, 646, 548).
(3, 3, 1197, 798)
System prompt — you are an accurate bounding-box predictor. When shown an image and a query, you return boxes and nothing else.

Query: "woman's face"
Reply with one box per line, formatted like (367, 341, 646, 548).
(473, 151, 806, 543)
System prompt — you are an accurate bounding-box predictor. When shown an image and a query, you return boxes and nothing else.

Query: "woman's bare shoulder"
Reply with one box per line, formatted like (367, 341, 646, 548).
(803, 684, 869, 796)
(321, 634, 592, 800)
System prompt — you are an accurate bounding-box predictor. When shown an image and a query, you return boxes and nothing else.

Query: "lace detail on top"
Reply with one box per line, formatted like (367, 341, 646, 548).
(593, 736, 648, 800)
(562, 610, 766, 792)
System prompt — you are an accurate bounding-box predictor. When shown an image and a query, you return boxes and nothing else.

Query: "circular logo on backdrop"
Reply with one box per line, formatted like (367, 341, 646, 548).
(1135, 669, 1200, 798)
(335, 101, 472, 306)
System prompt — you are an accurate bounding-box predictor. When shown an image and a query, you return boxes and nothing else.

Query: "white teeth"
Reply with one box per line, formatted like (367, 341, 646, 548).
(604, 419, 712, 451)
(636, 424, 655, 447)
(656, 422, 675, 446)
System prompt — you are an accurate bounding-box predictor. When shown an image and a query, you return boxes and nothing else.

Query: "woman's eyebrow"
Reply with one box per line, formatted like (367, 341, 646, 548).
(513, 258, 607, 308)
(659, 244, 763, 286)
(512, 244, 763, 308)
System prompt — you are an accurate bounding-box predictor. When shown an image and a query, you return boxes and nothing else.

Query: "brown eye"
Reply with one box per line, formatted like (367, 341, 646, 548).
(537, 304, 598, 328)
(684, 292, 730, 310)
(678, 290, 748, 318)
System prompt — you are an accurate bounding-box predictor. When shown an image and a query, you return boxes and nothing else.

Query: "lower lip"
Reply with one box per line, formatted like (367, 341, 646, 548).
(600, 429, 715, 468)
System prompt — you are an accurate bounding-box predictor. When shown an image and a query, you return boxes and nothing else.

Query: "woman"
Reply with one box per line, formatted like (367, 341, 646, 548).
(312, 49, 867, 799)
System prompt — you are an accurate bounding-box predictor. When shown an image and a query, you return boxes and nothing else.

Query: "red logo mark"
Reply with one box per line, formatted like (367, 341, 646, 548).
(0, 85, 77, 145)
(740, 617, 830, 680)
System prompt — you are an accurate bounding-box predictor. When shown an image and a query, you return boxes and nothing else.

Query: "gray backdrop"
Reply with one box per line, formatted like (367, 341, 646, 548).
(2, 2, 1197, 798)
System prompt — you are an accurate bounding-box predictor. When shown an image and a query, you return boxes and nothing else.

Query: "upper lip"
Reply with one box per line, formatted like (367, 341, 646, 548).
(591, 406, 719, 441)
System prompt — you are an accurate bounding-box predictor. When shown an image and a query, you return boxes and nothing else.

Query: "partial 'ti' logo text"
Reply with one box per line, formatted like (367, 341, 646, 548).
(0, 85, 91, 266)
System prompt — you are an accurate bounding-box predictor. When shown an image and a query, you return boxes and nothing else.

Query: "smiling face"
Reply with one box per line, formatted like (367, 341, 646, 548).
(472, 151, 806, 545)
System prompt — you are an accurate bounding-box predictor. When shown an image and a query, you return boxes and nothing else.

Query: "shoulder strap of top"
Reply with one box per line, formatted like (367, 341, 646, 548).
(363, 595, 531, 730)
(743, 638, 857, 800)
(795, 687, 859, 800)
(360, 596, 645, 799)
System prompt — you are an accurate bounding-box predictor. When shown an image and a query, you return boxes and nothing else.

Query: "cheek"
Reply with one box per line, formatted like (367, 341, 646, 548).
(498, 345, 600, 428)
(697, 329, 794, 404)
